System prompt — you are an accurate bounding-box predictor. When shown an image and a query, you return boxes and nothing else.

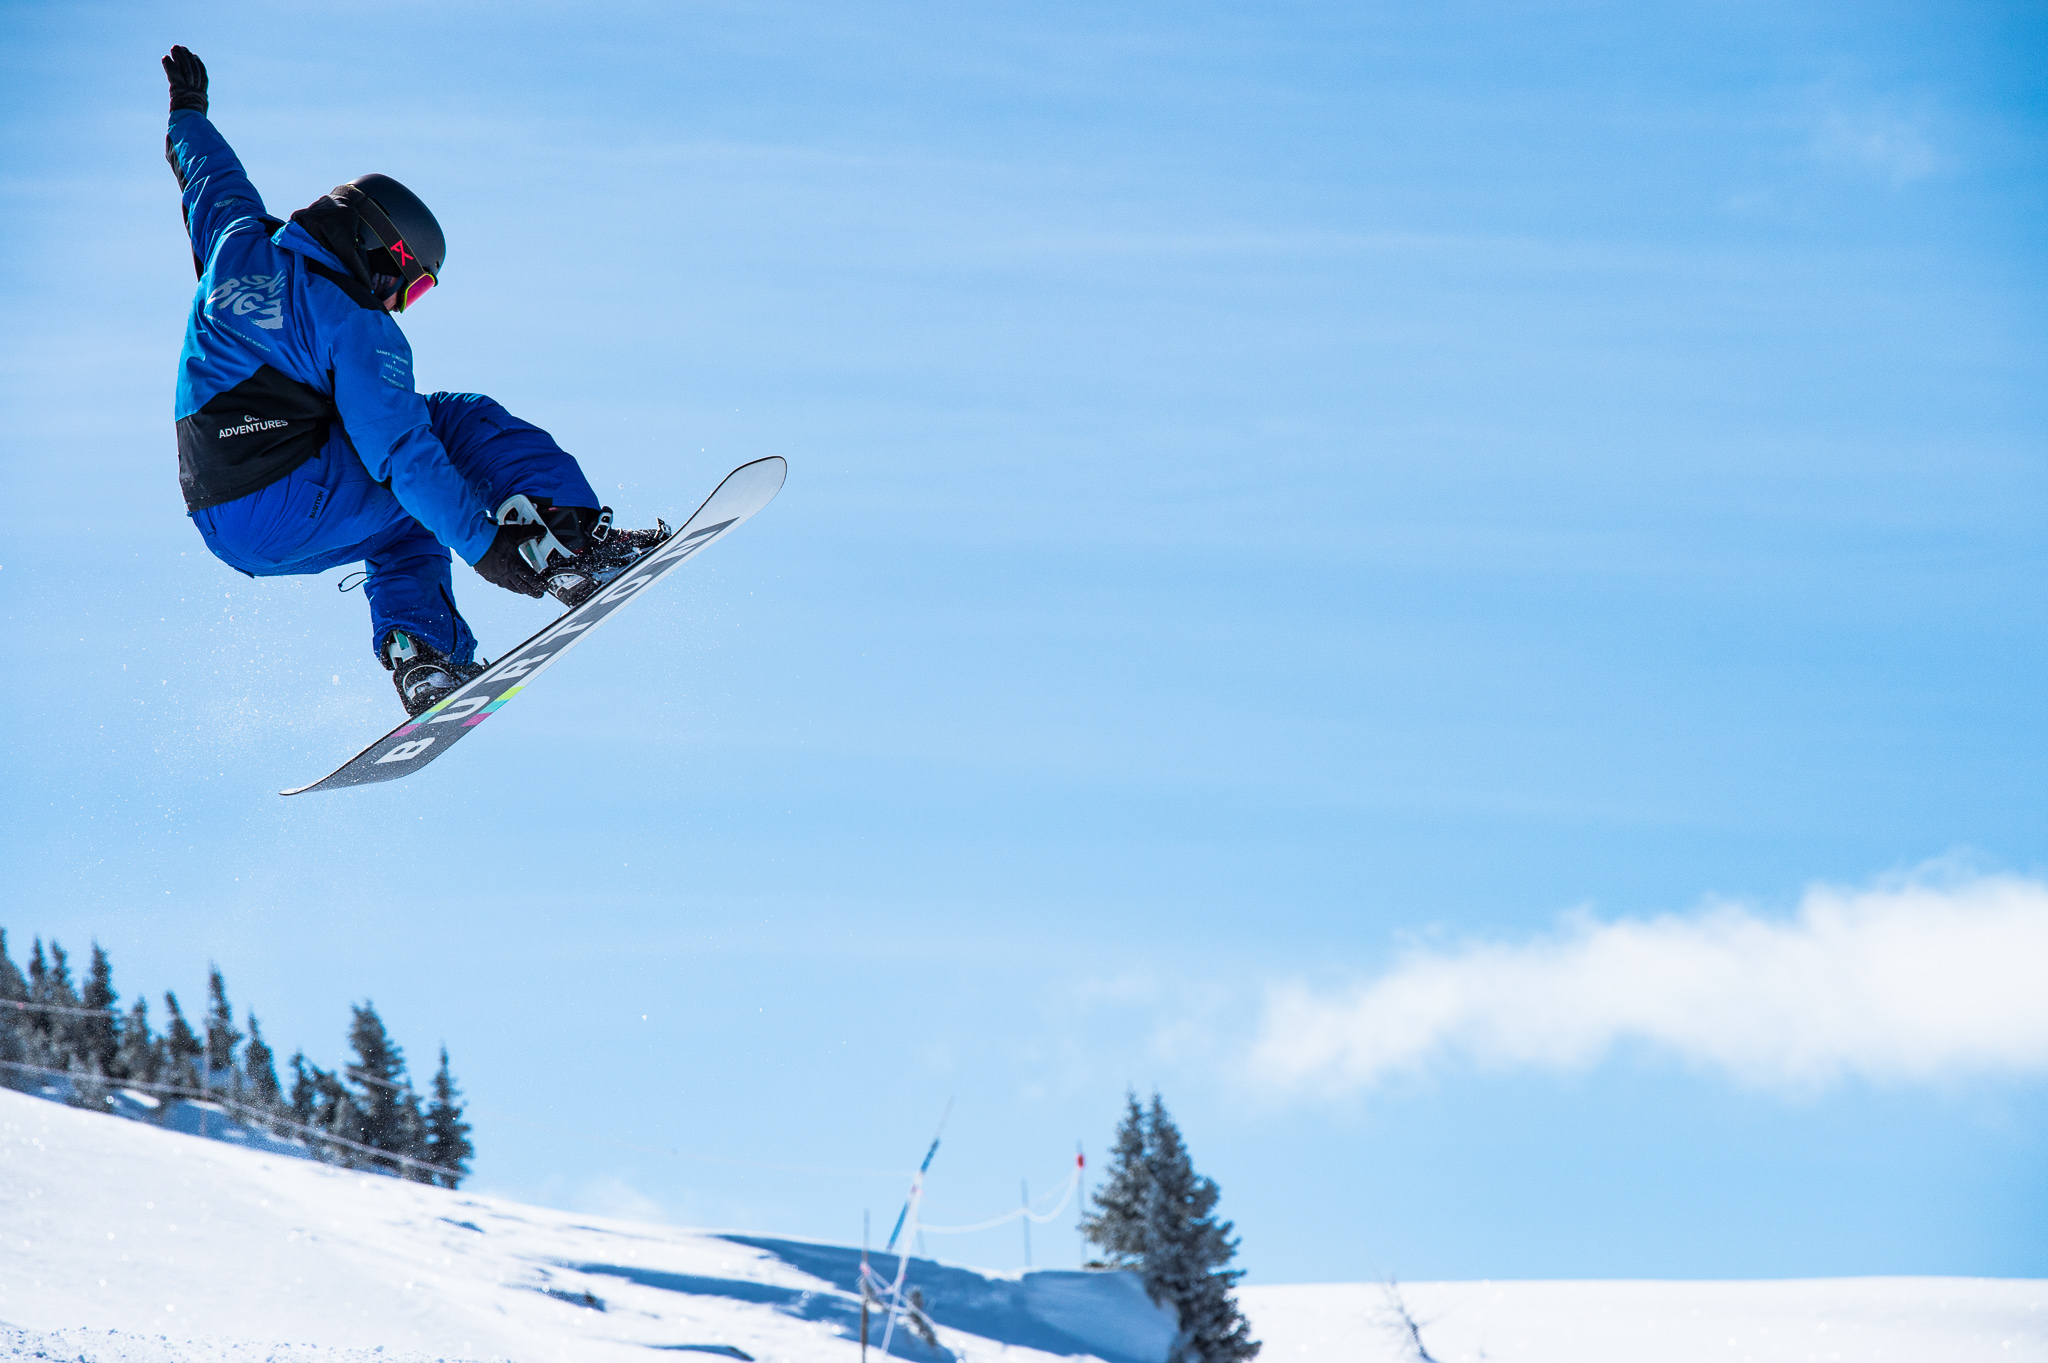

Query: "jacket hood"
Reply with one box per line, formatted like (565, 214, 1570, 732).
(284, 193, 384, 309)
(290, 193, 374, 282)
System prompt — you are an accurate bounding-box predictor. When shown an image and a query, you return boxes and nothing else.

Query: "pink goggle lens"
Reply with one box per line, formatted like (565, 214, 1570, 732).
(398, 270, 436, 311)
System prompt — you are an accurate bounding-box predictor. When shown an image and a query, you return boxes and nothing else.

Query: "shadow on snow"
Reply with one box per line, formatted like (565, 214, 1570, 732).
(569, 1238, 1177, 1363)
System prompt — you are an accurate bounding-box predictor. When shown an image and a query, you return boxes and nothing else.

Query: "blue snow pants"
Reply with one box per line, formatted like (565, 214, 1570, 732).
(190, 393, 600, 664)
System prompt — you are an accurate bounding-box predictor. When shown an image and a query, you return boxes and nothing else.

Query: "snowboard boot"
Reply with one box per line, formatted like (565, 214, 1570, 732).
(383, 630, 486, 717)
(495, 496, 673, 610)
(538, 519, 673, 608)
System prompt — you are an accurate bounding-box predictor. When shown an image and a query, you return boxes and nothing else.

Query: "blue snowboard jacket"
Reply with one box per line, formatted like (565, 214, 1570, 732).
(167, 110, 495, 566)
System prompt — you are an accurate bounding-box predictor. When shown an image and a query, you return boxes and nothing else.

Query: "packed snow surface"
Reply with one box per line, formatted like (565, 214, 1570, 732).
(1243, 1279, 2045, 1362)
(3, 1089, 2042, 1363)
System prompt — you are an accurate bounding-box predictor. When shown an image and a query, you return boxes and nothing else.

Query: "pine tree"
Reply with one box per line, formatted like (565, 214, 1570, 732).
(54, 943, 122, 1112)
(1140, 1097, 1259, 1363)
(243, 1012, 282, 1108)
(0, 940, 477, 1185)
(117, 998, 162, 1087)
(1081, 1091, 1151, 1268)
(345, 1002, 418, 1170)
(161, 991, 204, 1091)
(42, 942, 77, 1005)
(0, 929, 24, 994)
(0, 930, 28, 1003)
(25, 939, 77, 1060)
(44, 941, 85, 1070)
(288, 1050, 356, 1161)
(423, 1046, 474, 1189)
(287, 1051, 319, 1127)
(315, 1066, 364, 1166)
(0, 930, 28, 1090)
(79, 944, 122, 1077)
(395, 1089, 427, 1176)
(204, 966, 243, 1083)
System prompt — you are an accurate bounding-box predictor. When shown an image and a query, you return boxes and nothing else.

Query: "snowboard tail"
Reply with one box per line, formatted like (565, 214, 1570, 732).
(282, 456, 786, 795)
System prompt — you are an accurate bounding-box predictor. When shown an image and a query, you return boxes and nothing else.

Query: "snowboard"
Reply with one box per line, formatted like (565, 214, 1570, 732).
(282, 456, 787, 796)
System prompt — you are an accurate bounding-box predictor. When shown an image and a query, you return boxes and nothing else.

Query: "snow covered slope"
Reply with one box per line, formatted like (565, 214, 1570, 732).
(0, 1089, 1167, 1363)
(4, 1089, 2043, 1363)
(1242, 1278, 2046, 1362)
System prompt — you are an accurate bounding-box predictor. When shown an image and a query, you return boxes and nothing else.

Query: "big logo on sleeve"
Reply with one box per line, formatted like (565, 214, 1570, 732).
(207, 272, 286, 331)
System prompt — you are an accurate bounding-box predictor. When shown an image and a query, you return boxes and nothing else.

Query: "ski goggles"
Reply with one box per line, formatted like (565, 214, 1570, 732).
(392, 265, 436, 311)
(343, 185, 438, 312)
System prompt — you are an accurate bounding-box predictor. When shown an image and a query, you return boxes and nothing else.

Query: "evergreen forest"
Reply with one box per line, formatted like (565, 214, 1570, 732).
(0, 928, 473, 1188)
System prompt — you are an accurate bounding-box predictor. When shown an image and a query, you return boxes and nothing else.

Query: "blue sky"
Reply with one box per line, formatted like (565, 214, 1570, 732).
(2, 0, 2045, 1283)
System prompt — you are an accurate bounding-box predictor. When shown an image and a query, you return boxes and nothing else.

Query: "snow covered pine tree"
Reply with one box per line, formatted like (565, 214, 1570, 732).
(423, 1045, 474, 1189)
(243, 1014, 284, 1109)
(1080, 1091, 1151, 1268)
(116, 999, 160, 1085)
(80, 946, 121, 1079)
(1080, 1091, 1260, 1363)
(204, 966, 244, 1091)
(1143, 1095, 1260, 1363)
(25, 940, 76, 1075)
(161, 991, 205, 1091)
(346, 1002, 430, 1179)
(0, 931, 475, 1184)
(0, 932, 26, 1085)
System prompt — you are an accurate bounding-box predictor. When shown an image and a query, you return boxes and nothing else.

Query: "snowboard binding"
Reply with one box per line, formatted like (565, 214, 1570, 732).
(383, 629, 486, 717)
(495, 494, 673, 610)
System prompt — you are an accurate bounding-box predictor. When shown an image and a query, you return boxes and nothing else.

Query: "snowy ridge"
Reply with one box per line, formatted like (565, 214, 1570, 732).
(4, 1089, 2043, 1363)
(0, 1329, 481, 1363)
(0, 1089, 1169, 1363)
(1242, 1279, 2047, 1363)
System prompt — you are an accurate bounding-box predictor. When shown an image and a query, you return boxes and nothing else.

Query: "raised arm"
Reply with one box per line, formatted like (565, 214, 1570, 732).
(160, 47, 267, 277)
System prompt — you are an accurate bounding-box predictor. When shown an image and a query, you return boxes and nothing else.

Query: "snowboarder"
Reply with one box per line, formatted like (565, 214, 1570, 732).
(161, 45, 665, 716)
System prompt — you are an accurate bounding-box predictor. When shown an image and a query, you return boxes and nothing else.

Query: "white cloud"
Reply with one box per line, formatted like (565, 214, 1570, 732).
(1250, 873, 2048, 1095)
(1812, 109, 1940, 185)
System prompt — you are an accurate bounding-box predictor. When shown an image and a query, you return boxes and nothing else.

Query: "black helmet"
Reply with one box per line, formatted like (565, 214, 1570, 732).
(337, 173, 445, 309)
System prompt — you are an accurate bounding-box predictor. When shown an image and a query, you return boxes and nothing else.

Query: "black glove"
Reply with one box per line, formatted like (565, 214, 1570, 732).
(163, 45, 208, 115)
(474, 522, 547, 598)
